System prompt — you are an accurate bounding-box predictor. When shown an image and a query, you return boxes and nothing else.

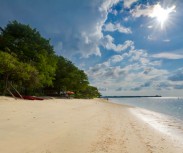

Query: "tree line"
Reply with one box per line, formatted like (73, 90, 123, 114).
(0, 21, 101, 98)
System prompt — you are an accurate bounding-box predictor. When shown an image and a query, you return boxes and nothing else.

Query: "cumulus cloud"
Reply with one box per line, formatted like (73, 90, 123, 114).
(86, 39, 167, 93)
(131, 4, 153, 17)
(163, 39, 171, 42)
(99, 0, 120, 13)
(88, 64, 126, 80)
(152, 53, 183, 59)
(131, 3, 176, 20)
(123, 0, 138, 8)
(155, 81, 183, 91)
(107, 55, 124, 64)
(147, 25, 153, 29)
(130, 81, 152, 91)
(103, 22, 132, 34)
(147, 35, 156, 41)
(38, 0, 121, 58)
(168, 68, 183, 81)
(86, 44, 169, 93)
(98, 87, 108, 91)
(101, 35, 134, 52)
(120, 48, 151, 66)
(124, 66, 168, 83)
(0, 0, 122, 58)
(88, 48, 160, 85)
(109, 9, 118, 15)
(155, 82, 172, 90)
(128, 49, 148, 63)
(174, 84, 183, 89)
(116, 87, 123, 91)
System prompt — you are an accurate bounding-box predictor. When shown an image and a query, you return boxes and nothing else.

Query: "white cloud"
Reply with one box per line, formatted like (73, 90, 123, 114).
(123, 17, 129, 22)
(86, 45, 169, 95)
(44, 0, 121, 58)
(87, 59, 169, 94)
(131, 4, 153, 18)
(98, 87, 108, 91)
(101, 35, 134, 52)
(87, 63, 127, 82)
(108, 55, 124, 63)
(0, 0, 111, 58)
(163, 39, 170, 42)
(131, 3, 176, 20)
(123, 48, 150, 65)
(147, 25, 153, 29)
(123, 0, 138, 8)
(147, 36, 170, 42)
(99, 0, 120, 13)
(168, 68, 183, 81)
(149, 60, 162, 66)
(149, 3, 176, 18)
(147, 35, 156, 41)
(103, 22, 132, 34)
(152, 53, 183, 59)
(109, 9, 118, 15)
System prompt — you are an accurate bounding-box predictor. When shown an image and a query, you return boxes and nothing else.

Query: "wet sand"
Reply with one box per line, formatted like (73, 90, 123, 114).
(0, 96, 183, 153)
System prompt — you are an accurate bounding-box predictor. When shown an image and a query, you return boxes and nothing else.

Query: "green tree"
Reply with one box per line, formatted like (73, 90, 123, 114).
(0, 20, 100, 98)
(51, 56, 89, 95)
(75, 85, 101, 98)
(0, 21, 57, 88)
(0, 51, 38, 95)
(50, 55, 100, 98)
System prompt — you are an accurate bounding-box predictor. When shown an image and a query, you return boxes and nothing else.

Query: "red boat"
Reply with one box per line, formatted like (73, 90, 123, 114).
(14, 94, 44, 100)
(22, 96, 44, 100)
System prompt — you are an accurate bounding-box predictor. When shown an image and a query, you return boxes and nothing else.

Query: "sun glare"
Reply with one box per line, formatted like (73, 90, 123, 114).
(150, 3, 176, 29)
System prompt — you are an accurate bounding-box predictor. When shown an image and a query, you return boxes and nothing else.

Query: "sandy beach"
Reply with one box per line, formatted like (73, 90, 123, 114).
(0, 96, 183, 153)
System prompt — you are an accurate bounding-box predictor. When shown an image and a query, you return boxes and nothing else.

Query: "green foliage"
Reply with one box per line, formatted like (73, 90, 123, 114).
(0, 51, 38, 94)
(50, 55, 101, 98)
(0, 20, 56, 87)
(0, 51, 19, 75)
(52, 56, 88, 94)
(0, 21, 101, 98)
(74, 86, 101, 99)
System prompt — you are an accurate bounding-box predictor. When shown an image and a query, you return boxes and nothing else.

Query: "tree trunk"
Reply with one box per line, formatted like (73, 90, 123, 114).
(3, 74, 9, 95)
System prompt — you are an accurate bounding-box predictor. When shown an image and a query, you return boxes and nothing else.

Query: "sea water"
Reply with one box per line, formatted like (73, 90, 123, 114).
(110, 97, 183, 121)
(109, 97, 183, 142)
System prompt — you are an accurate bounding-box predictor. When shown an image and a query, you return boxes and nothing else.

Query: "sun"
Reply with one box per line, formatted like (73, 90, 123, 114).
(150, 3, 176, 29)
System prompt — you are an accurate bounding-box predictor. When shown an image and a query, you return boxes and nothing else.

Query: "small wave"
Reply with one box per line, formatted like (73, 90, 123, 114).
(129, 107, 183, 143)
(109, 97, 183, 121)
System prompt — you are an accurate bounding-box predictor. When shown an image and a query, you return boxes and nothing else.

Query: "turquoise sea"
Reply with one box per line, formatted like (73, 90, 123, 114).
(109, 97, 183, 142)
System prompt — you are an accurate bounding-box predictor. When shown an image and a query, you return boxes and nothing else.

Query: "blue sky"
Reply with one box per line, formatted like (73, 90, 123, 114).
(1, 0, 183, 96)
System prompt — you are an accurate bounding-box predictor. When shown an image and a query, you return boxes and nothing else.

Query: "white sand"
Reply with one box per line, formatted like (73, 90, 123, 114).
(0, 96, 183, 153)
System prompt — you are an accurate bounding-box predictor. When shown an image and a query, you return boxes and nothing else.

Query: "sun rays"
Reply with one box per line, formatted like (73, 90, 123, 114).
(150, 3, 176, 29)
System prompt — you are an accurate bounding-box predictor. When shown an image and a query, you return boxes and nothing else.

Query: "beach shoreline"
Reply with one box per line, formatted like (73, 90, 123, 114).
(0, 96, 183, 153)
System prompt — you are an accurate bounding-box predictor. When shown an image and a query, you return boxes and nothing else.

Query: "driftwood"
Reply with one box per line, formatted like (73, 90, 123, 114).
(4, 82, 23, 100)
(9, 82, 23, 99)
(7, 88, 17, 99)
